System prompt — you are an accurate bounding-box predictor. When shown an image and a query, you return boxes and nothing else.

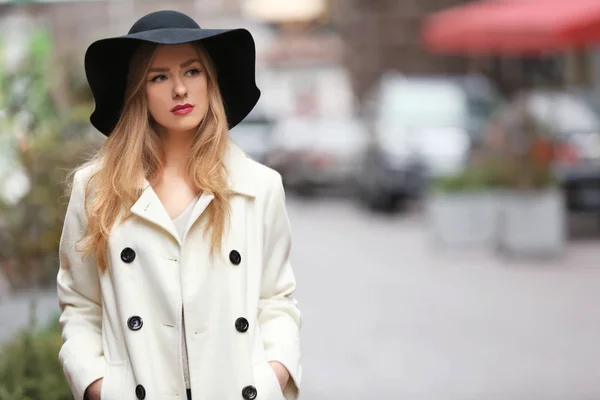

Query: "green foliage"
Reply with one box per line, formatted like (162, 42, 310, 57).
(0, 39, 5, 105)
(61, 52, 94, 107)
(431, 169, 493, 193)
(478, 153, 557, 190)
(477, 98, 559, 190)
(26, 27, 57, 130)
(0, 314, 71, 400)
(0, 132, 96, 288)
(435, 98, 559, 193)
(0, 23, 101, 289)
(432, 153, 557, 194)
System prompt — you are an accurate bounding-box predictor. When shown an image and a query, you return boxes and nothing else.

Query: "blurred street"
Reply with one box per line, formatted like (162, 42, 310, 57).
(2, 196, 599, 399)
(290, 196, 600, 399)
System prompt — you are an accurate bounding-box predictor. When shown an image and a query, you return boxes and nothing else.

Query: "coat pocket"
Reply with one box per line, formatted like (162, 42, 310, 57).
(100, 362, 127, 400)
(253, 362, 286, 400)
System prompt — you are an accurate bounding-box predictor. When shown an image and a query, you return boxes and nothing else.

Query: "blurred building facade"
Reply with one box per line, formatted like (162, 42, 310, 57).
(329, 0, 471, 103)
(0, 0, 355, 120)
(329, 0, 600, 103)
(3, 0, 599, 117)
(243, 0, 355, 118)
(0, 0, 476, 117)
(0, 0, 243, 55)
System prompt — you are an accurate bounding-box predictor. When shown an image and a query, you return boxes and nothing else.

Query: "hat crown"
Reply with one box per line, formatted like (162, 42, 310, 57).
(128, 10, 200, 34)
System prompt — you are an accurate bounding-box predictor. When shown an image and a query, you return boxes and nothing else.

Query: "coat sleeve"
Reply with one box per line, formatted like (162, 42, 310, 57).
(259, 173, 302, 400)
(57, 170, 106, 400)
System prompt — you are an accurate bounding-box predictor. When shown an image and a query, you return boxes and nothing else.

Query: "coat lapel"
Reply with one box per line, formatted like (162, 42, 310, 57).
(129, 141, 256, 244)
(130, 182, 182, 245)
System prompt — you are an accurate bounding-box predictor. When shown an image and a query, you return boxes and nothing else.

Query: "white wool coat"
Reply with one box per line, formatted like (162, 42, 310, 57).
(57, 143, 301, 400)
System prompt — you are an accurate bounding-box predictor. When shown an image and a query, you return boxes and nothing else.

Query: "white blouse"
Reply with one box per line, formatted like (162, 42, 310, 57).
(172, 195, 201, 389)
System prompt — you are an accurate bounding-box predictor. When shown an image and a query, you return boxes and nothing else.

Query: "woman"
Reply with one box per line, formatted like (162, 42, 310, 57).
(57, 10, 301, 400)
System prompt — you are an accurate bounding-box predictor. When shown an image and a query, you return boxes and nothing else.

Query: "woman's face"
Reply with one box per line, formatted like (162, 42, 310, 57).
(145, 43, 209, 136)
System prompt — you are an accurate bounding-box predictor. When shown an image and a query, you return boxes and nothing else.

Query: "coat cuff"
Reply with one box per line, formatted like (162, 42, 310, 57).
(266, 347, 301, 400)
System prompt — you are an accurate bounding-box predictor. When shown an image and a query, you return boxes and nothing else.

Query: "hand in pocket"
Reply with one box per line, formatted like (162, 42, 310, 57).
(268, 361, 289, 392)
(86, 378, 103, 400)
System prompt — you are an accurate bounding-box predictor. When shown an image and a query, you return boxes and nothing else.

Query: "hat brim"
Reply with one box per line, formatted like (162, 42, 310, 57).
(84, 28, 260, 136)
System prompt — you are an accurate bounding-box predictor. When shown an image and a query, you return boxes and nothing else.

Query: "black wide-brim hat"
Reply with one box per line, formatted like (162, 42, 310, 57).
(84, 10, 261, 136)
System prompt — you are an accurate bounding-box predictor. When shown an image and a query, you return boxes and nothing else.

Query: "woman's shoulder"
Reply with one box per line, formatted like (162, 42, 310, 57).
(72, 161, 102, 188)
(240, 158, 285, 212)
(227, 141, 282, 198)
(66, 161, 103, 204)
(245, 157, 281, 186)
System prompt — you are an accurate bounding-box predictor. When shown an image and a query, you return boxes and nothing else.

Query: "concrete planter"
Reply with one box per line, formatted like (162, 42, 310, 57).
(427, 190, 501, 246)
(496, 189, 566, 258)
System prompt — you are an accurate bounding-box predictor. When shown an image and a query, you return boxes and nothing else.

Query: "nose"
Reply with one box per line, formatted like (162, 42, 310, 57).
(172, 76, 187, 99)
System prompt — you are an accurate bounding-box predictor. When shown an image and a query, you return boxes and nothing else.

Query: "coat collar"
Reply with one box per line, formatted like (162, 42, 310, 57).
(224, 141, 256, 198)
(129, 141, 255, 244)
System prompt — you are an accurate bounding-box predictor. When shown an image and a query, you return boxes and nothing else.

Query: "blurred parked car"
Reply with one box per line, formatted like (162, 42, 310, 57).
(229, 113, 275, 165)
(356, 73, 500, 211)
(267, 117, 367, 195)
(494, 90, 600, 212)
(264, 118, 313, 183)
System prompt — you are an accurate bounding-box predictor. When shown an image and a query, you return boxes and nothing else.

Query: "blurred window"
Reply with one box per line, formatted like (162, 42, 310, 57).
(313, 120, 365, 147)
(526, 92, 600, 134)
(271, 119, 315, 150)
(271, 118, 367, 151)
(379, 80, 468, 129)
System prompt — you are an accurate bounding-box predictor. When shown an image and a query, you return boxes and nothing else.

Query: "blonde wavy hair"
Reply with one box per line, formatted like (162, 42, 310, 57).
(71, 41, 232, 273)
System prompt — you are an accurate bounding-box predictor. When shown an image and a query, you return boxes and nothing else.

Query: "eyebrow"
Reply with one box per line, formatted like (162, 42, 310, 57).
(148, 58, 202, 73)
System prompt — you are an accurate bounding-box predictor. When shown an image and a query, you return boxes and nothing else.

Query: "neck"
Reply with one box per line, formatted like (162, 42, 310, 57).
(160, 128, 196, 177)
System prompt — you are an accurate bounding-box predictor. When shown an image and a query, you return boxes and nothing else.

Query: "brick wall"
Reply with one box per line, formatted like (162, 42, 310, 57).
(0, 0, 245, 108)
(330, 0, 473, 102)
(0, 0, 242, 56)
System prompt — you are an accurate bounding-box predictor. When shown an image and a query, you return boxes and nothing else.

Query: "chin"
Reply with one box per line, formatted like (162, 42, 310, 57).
(162, 117, 203, 133)
(173, 122, 201, 132)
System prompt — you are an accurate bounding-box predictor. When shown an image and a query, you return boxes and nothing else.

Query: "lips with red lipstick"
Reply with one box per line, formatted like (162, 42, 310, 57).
(171, 103, 194, 115)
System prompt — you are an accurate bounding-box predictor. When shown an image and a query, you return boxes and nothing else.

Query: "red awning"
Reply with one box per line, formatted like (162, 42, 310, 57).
(422, 0, 600, 55)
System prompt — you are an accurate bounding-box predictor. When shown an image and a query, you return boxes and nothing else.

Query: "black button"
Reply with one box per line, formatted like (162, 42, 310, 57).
(235, 317, 249, 333)
(241, 385, 257, 400)
(135, 384, 146, 399)
(128, 316, 143, 331)
(121, 247, 136, 263)
(229, 250, 241, 265)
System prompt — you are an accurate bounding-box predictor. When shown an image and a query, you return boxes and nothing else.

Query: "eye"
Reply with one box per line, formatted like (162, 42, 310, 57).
(185, 68, 201, 77)
(150, 74, 167, 83)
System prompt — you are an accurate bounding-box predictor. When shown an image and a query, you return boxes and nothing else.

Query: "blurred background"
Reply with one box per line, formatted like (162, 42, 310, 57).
(0, 0, 600, 398)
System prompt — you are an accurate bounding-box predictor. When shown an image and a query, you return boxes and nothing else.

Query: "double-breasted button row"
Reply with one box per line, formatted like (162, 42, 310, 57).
(132, 373, 257, 399)
(123, 247, 242, 266)
(120, 247, 247, 399)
